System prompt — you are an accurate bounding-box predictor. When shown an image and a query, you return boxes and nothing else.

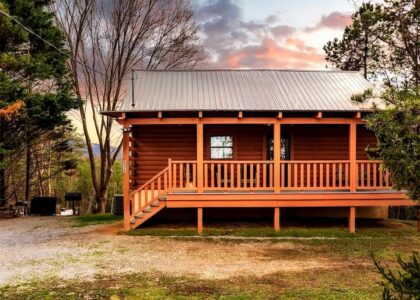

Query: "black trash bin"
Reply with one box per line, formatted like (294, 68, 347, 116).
(31, 197, 57, 216)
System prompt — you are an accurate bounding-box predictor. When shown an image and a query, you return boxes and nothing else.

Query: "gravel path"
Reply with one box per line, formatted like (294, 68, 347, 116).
(0, 217, 343, 286)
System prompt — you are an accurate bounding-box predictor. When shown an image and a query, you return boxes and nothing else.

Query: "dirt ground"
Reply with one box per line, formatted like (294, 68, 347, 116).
(0, 216, 350, 287)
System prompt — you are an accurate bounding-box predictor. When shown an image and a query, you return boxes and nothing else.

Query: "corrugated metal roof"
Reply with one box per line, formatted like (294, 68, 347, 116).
(111, 70, 375, 112)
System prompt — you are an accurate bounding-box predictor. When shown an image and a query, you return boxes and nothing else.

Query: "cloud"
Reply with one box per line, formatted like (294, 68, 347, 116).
(217, 38, 325, 69)
(306, 11, 352, 32)
(194, 1, 349, 69)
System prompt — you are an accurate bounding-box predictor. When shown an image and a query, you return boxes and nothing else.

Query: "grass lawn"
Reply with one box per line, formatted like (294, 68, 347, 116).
(73, 213, 122, 227)
(1, 219, 418, 299)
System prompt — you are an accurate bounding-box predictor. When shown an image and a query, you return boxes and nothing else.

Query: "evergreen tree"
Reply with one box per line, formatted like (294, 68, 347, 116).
(0, 0, 80, 201)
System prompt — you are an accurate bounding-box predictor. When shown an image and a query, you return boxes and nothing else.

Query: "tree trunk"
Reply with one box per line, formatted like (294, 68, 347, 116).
(25, 133, 31, 203)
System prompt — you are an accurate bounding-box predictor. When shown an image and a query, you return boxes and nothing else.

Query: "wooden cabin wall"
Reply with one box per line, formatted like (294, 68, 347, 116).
(130, 124, 377, 188)
(131, 125, 197, 189)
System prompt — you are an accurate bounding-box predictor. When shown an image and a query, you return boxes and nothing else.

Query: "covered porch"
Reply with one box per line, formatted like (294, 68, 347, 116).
(120, 113, 416, 232)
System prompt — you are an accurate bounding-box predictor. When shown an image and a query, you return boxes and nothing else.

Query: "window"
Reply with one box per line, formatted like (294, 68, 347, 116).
(210, 136, 233, 159)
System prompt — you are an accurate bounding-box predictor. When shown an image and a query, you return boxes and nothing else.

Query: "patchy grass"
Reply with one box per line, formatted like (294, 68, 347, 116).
(73, 213, 122, 227)
(1, 219, 418, 299)
(0, 270, 384, 300)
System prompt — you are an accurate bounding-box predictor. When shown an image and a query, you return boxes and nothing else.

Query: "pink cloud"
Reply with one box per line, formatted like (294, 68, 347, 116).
(306, 11, 352, 32)
(218, 38, 325, 69)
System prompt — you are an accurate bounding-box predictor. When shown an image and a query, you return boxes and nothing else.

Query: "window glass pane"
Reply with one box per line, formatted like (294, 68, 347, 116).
(222, 148, 233, 159)
(211, 148, 223, 159)
(211, 136, 233, 147)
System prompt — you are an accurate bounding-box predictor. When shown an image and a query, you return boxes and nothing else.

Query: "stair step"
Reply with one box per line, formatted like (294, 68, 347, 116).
(135, 211, 144, 218)
(158, 196, 167, 201)
(143, 205, 152, 213)
(150, 200, 159, 207)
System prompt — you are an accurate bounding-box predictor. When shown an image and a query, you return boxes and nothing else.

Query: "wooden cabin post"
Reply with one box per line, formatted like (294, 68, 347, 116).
(197, 123, 204, 193)
(122, 124, 131, 231)
(349, 123, 357, 192)
(274, 207, 280, 232)
(274, 123, 281, 192)
(349, 206, 356, 233)
(197, 208, 203, 234)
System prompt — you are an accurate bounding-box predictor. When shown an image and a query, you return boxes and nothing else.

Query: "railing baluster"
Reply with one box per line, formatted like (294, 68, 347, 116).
(345, 163, 349, 188)
(179, 163, 184, 188)
(269, 163, 274, 188)
(326, 163, 330, 189)
(243, 163, 248, 189)
(373, 163, 377, 188)
(204, 163, 208, 188)
(157, 177, 161, 195)
(217, 163, 222, 188)
(313, 163, 317, 188)
(164, 172, 168, 191)
(338, 163, 342, 188)
(293, 163, 298, 188)
(306, 163, 311, 188)
(237, 163, 241, 188)
(256, 163, 260, 188)
(360, 163, 364, 188)
(224, 163, 228, 189)
(263, 163, 267, 188)
(320, 163, 324, 188)
(211, 163, 215, 188)
(281, 163, 285, 188)
(173, 164, 177, 189)
(230, 164, 235, 189)
(332, 163, 336, 188)
(193, 163, 196, 188)
(367, 163, 371, 188)
(250, 164, 254, 190)
(379, 164, 383, 187)
(385, 170, 390, 188)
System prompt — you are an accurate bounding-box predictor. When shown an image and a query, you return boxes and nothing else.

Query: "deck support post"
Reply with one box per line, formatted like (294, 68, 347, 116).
(197, 123, 204, 193)
(349, 206, 356, 233)
(197, 208, 203, 234)
(274, 123, 281, 192)
(122, 124, 131, 231)
(349, 123, 357, 192)
(274, 207, 280, 232)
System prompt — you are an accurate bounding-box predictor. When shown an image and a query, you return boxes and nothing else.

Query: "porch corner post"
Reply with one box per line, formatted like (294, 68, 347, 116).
(122, 124, 131, 231)
(197, 208, 203, 234)
(349, 206, 356, 233)
(349, 123, 357, 192)
(274, 123, 281, 192)
(197, 122, 204, 193)
(274, 207, 280, 232)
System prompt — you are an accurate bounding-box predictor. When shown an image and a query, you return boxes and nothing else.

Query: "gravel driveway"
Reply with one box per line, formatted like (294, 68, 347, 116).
(0, 217, 341, 286)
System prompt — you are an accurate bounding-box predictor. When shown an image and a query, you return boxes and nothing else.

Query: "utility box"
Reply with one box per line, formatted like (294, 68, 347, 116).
(113, 194, 123, 215)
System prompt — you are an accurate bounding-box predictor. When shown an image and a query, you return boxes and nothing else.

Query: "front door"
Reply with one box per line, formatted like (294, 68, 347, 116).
(267, 135, 291, 187)
(267, 135, 291, 161)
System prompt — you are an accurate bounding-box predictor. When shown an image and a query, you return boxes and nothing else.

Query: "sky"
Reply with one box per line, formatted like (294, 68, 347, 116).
(72, 0, 359, 145)
(193, 0, 356, 69)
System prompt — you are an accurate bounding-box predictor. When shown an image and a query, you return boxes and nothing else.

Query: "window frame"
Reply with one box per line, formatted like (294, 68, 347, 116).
(209, 135, 234, 160)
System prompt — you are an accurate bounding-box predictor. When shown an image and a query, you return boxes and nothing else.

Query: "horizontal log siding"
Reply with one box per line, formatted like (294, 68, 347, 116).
(130, 124, 376, 189)
(131, 125, 196, 188)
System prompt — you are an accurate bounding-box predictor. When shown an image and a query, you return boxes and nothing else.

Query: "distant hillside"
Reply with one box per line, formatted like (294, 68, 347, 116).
(83, 143, 122, 160)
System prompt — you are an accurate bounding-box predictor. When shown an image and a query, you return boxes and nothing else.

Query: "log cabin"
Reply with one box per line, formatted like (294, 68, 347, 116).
(102, 70, 418, 233)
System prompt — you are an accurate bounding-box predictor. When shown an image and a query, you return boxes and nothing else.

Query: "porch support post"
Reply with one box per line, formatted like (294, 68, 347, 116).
(274, 123, 281, 192)
(197, 123, 204, 193)
(122, 124, 131, 231)
(349, 123, 357, 192)
(274, 207, 280, 232)
(197, 208, 203, 234)
(349, 206, 356, 233)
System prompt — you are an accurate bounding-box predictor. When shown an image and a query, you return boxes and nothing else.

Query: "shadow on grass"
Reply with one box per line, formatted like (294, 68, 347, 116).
(127, 218, 419, 239)
(73, 213, 122, 227)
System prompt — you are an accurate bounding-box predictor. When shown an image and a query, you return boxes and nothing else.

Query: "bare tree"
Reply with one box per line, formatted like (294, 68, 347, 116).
(53, 0, 206, 212)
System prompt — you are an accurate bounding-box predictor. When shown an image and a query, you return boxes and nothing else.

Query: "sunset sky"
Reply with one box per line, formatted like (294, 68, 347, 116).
(193, 0, 356, 69)
(74, 0, 360, 144)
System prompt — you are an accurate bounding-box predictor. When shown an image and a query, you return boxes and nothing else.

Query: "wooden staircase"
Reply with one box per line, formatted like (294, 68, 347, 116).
(129, 167, 170, 229)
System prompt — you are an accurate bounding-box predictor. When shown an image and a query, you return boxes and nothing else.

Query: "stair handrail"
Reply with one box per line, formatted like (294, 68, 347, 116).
(130, 166, 169, 196)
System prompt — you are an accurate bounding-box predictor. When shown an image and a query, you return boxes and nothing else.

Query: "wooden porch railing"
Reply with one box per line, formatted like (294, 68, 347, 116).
(168, 159, 393, 192)
(357, 160, 392, 190)
(130, 167, 170, 217)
